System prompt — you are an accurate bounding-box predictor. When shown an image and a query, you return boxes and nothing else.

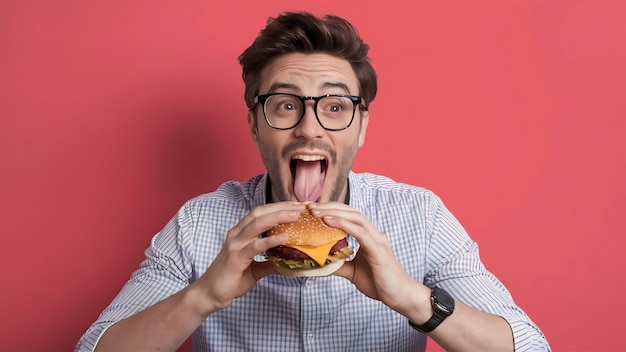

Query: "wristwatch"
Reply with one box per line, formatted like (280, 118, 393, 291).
(408, 287, 455, 333)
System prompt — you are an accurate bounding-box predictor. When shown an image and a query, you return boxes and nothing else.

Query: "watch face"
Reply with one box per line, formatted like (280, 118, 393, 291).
(433, 287, 455, 315)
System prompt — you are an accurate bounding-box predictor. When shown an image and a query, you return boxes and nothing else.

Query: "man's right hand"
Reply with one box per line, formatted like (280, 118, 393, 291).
(193, 201, 306, 312)
(94, 201, 305, 352)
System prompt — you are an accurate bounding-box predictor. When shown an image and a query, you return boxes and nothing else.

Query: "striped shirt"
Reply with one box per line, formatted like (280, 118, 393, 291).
(76, 172, 550, 351)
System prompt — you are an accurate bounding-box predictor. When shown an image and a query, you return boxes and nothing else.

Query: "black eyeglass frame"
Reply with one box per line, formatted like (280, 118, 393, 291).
(252, 93, 368, 131)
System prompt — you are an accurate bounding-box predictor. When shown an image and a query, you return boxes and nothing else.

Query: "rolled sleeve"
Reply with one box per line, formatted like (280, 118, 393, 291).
(75, 320, 117, 352)
(425, 195, 551, 351)
(75, 205, 194, 351)
(509, 319, 551, 351)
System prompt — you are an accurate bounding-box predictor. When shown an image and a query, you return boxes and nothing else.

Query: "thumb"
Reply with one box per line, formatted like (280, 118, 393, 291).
(251, 261, 280, 281)
(332, 260, 355, 281)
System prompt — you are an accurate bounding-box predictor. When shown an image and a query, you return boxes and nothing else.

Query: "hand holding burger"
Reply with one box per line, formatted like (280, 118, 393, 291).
(265, 202, 353, 277)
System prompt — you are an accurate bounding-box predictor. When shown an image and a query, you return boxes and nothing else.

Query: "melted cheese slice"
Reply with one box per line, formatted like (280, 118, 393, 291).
(288, 242, 336, 267)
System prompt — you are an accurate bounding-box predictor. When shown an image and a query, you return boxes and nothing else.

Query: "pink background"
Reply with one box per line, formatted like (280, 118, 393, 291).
(1, 1, 624, 351)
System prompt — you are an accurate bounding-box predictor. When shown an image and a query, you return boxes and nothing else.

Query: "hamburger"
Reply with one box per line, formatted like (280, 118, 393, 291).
(265, 203, 353, 277)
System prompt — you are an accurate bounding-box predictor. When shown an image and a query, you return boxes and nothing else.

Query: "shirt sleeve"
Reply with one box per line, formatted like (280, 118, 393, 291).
(75, 204, 195, 352)
(423, 194, 551, 352)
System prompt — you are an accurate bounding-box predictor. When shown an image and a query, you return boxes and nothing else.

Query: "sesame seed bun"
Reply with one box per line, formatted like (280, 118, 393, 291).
(266, 203, 351, 277)
(267, 206, 346, 247)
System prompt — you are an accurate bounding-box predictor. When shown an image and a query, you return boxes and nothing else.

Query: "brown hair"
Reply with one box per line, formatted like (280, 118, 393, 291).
(238, 12, 377, 110)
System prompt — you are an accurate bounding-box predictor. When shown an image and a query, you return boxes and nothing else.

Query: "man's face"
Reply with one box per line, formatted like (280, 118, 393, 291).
(248, 53, 369, 203)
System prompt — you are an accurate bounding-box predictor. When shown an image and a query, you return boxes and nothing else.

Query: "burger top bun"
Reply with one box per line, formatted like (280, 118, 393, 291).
(267, 205, 346, 246)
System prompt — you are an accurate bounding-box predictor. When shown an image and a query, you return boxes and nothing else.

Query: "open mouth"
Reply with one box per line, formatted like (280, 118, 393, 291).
(290, 155, 327, 202)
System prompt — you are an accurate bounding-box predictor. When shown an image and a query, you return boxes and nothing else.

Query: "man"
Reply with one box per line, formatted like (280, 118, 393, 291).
(77, 12, 550, 351)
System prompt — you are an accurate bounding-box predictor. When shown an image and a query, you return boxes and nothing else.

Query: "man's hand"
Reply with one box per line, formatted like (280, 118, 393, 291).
(307, 202, 516, 352)
(94, 202, 305, 352)
(306, 202, 431, 320)
(195, 201, 306, 311)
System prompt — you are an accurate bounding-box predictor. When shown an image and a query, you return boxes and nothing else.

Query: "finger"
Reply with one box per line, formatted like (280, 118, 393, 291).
(308, 202, 366, 229)
(312, 204, 378, 242)
(332, 259, 355, 280)
(250, 261, 281, 280)
(320, 213, 383, 249)
(232, 202, 303, 230)
(229, 202, 305, 240)
(322, 216, 395, 273)
(240, 233, 288, 259)
(310, 203, 389, 247)
(240, 208, 303, 240)
(307, 201, 352, 212)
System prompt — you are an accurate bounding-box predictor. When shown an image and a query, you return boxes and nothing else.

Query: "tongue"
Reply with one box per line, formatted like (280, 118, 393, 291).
(294, 160, 325, 202)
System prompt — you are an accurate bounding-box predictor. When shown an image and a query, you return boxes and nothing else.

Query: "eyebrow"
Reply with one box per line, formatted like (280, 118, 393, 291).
(266, 82, 352, 95)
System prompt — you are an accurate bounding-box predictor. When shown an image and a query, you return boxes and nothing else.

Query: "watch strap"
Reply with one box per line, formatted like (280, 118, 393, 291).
(408, 311, 446, 333)
(408, 287, 454, 333)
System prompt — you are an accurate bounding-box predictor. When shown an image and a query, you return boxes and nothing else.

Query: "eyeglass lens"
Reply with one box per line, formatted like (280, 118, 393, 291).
(263, 94, 354, 130)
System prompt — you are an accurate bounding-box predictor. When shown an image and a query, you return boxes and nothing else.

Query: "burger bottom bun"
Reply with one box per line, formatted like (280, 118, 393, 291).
(274, 259, 346, 277)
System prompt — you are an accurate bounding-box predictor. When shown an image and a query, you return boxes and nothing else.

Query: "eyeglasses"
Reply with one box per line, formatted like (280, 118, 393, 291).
(252, 93, 367, 131)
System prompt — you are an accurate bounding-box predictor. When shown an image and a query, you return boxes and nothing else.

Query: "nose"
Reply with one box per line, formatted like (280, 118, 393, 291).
(294, 101, 324, 139)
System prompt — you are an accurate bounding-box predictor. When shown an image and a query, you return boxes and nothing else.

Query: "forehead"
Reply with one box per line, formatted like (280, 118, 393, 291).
(259, 53, 360, 95)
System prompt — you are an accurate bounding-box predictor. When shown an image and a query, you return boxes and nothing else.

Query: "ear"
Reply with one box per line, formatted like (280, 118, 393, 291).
(357, 109, 369, 148)
(247, 110, 259, 146)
